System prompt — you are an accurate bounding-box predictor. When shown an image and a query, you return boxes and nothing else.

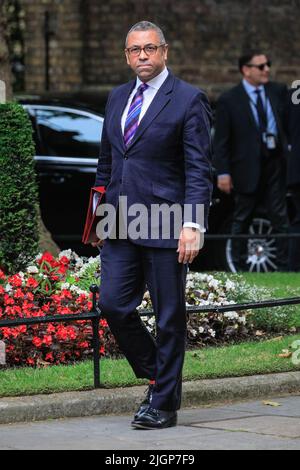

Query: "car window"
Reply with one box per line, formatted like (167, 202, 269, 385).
(35, 107, 103, 158)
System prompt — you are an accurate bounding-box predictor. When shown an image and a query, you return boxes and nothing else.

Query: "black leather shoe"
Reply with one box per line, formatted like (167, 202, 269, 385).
(134, 384, 154, 420)
(132, 407, 177, 429)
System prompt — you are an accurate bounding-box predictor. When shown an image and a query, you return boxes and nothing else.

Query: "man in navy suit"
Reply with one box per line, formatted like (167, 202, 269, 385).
(92, 21, 212, 429)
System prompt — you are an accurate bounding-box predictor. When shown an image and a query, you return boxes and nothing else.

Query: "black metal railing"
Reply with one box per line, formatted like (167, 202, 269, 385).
(1, 285, 300, 388)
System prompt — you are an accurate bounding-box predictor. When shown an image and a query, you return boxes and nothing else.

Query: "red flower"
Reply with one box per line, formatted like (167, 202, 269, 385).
(42, 335, 53, 346)
(4, 294, 14, 306)
(0, 328, 11, 338)
(26, 278, 39, 289)
(42, 303, 51, 313)
(0, 285, 5, 295)
(0, 269, 6, 280)
(32, 337, 43, 348)
(59, 256, 70, 266)
(27, 358, 35, 366)
(8, 274, 23, 287)
(61, 289, 73, 299)
(26, 292, 34, 302)
(47, 324, 56, 334)
(57, 265, 68, 275)
(5, 305, 22, 317)
(45, 352, 54, 362)
(14, 288, 25, 300)
(76, 294, 88, 305)
(39, 252, 55, 265)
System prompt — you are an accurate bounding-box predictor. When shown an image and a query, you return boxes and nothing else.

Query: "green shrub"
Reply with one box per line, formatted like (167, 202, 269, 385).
(0, 102, 39, 273)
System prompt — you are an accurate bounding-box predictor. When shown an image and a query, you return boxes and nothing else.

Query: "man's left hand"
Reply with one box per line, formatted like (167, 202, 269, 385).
(177, 227, 202, 264)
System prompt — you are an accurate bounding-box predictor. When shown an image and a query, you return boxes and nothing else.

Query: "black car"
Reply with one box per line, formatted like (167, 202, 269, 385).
(19, 92, 289, 272)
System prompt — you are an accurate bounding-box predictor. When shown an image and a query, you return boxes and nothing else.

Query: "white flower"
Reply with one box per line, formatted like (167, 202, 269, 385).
(208, 328, 216, 337)
(224, 311, 239, 320)
(5, 284, 12, 293)
(59, 249, 72, 260)
(191, 329, 197, 337)
(199, 326, 204, 334)
(35, 253, 43, 261)
(238, 316, 246, 324)
(225, 280, 235, 291)
(69, 285, 88, 295)
(208, 279, 220, 289)
(61, 282, 70, 290)
(75, 258, 84, 268)
(26, 266, 39, 274)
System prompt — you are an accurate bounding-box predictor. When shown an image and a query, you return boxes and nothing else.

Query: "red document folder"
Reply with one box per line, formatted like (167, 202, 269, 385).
(82, 186, 106, 244)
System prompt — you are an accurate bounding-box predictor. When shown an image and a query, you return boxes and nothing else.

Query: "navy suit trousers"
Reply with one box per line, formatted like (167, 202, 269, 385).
(98, 238, 188, 411)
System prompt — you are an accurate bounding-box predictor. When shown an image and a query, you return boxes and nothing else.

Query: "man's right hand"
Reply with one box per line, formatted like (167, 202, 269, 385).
(217, 175, 233, 194)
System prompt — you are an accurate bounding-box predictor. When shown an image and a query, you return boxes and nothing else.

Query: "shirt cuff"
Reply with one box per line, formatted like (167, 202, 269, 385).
(183, 222, 206, 233)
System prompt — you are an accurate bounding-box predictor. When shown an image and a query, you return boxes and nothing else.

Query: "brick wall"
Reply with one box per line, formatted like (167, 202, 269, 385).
(22, 0, 300, 99)
(23, 0, 84, 92)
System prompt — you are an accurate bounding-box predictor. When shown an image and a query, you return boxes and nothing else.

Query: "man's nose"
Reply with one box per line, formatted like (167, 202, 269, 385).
(139, 48, 148, 60)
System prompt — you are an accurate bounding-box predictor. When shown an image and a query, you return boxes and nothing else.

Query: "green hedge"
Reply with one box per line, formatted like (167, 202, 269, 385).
(0, 102, 39, 273)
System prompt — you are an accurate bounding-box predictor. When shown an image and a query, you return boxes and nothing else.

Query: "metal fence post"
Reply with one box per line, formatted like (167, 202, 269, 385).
(90, 284, 101, 388)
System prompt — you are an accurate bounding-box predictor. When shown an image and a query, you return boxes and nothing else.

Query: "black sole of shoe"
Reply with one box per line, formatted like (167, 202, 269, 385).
(131, 420, 177, 430)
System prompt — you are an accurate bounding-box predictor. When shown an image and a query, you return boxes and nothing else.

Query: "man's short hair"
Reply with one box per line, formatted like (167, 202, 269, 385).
(238, 50, 267, 73)
(125, 21, 166, 47)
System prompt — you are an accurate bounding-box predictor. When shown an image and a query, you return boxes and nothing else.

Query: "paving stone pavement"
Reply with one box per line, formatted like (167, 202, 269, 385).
(0, 395, 299, 450)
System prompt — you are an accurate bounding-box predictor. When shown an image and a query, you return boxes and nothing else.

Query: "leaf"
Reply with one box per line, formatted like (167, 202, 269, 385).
(36, 358, 51, 368)
(262, 401, 281, 407)
(278, 350, 292, 358)
(255, 330, 265, 337)
(267, 336, 283, 342)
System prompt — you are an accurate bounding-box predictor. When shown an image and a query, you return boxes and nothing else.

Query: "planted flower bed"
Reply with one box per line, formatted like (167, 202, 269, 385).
(0, 251, 116, 367)
(1, 250, 298, 368)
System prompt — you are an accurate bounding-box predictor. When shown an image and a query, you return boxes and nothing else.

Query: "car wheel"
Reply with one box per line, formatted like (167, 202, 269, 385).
(214, 217, 278, 273)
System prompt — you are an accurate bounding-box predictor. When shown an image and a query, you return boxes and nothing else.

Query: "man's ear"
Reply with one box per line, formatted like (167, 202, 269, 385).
(125, 50, 131, 66)
(164, 44, 169, 61)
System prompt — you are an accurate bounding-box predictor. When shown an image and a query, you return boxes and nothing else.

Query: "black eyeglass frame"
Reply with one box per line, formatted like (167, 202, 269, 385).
(245, 60, 272, 71)
(125, 43, 166, 57)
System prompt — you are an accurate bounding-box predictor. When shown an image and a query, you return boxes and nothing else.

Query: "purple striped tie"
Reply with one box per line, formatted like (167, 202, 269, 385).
(124, 83, 149, 147)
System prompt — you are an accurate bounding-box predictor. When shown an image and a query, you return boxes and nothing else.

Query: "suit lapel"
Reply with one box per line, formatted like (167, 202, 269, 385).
(115, 79, 136, 151)
(125, 72, 175, 150)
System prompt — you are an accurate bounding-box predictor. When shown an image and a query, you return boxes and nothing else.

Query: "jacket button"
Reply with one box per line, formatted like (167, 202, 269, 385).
(124, 155, 128, 160)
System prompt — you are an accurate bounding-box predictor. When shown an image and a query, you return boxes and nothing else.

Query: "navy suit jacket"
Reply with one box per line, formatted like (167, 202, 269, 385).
(95, 71, 213, 248)
(286, 88, 300, 188)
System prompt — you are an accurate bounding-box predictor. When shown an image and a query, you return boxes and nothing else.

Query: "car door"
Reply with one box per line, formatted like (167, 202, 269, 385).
(24, 105, 103, 251)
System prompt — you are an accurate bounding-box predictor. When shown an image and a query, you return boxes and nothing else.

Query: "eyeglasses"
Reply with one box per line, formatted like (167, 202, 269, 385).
(126, 44, 166, 57)
(246, 60, 272, 71)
